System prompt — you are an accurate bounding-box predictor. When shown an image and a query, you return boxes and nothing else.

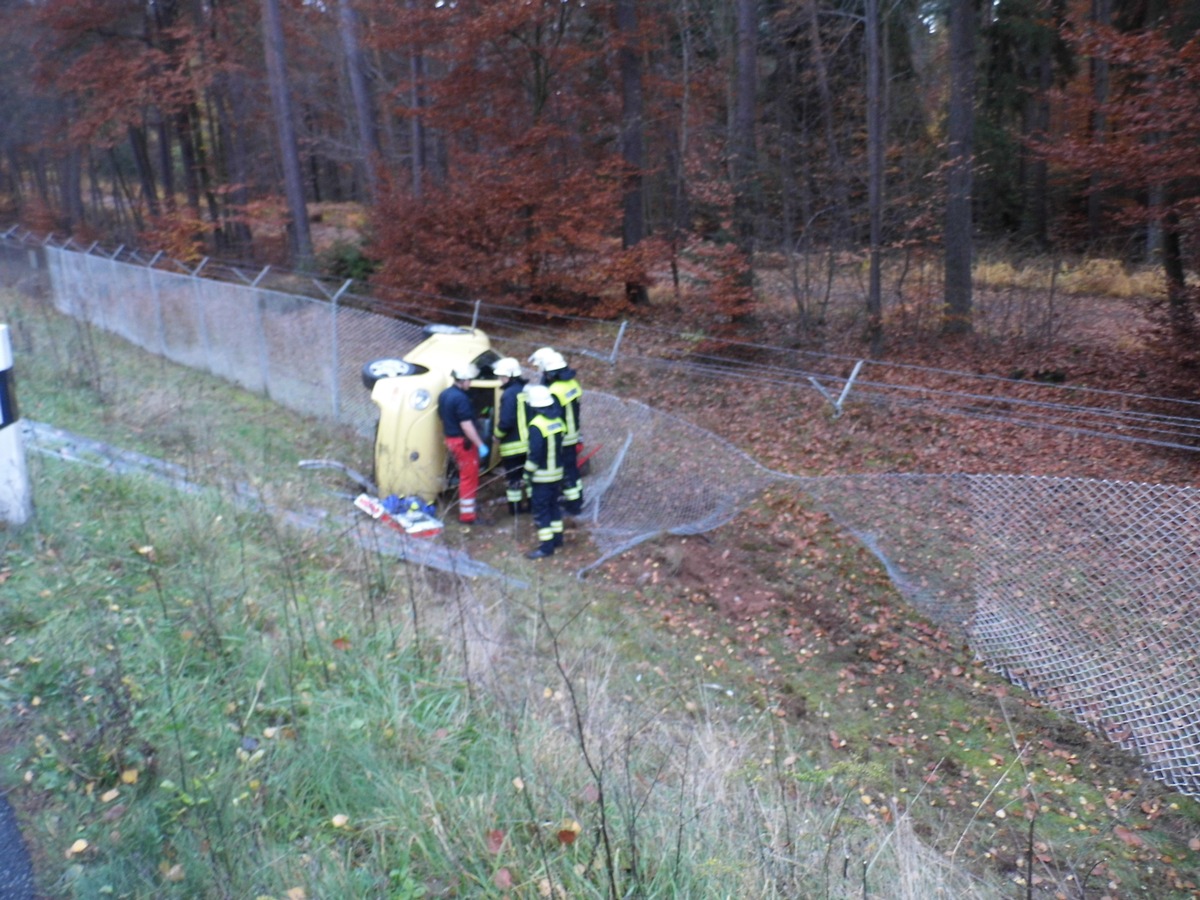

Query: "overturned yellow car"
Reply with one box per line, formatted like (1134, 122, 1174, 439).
(363, 325, 504, 503)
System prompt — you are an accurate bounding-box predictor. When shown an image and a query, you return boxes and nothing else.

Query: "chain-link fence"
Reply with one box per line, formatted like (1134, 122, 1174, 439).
(797, 473, 1200, 797)
(29, 238, 431, 435)
(6, 231, 1200, 799)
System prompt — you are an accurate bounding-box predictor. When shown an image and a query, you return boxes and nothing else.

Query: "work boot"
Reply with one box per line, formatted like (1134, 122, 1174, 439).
(525, 543, 555, 559)
(552, 534, 563, 548)
(507, 501, 519, 516)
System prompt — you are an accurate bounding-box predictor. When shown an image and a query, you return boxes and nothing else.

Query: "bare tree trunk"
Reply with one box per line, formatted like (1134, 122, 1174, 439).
(127, 123, 160, 218)
(1161, 208, 1193, 339)
(731, 0, 757, 256)
(864, 0, 884, 354)
(87, 150, 106, 225)
(59, 145, 85, 230)
(1020, 39, 1052, 247)
(1087, 0, 1111, 245)
(805, 0, 853, 247)
(617, 0, 648, 305)
(108, 148, 141, 232)
(668, 0, 694, 299)
(174, 108, 204, 226)
(261, 0, 314, 268)
(339, 0, 380, 202)
(185, 101, 224, 239)
(406, 0, 428, 196)
(154, 114, 176, 213)
(942, 0, 975, 335)
(212, 81, 254, 254)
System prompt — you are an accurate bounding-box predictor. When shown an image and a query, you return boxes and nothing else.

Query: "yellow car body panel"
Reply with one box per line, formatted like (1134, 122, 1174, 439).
(369, 327, 502, 502)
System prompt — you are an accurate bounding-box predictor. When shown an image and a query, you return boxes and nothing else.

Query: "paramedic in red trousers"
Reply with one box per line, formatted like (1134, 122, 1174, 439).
(492, 357, 530, 516)
(522, 384, 566, 558)
(528, 347, 583, 515)
(437, 364, 488, 525)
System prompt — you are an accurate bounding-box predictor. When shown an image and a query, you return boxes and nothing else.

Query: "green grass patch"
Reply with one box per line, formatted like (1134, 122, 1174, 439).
(4, 284, 1200, 898)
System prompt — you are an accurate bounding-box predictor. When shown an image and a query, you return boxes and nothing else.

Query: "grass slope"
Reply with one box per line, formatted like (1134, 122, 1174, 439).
(2, 285, 1199, 898)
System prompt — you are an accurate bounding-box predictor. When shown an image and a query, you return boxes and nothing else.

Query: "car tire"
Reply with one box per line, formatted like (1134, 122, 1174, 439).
(362, 358, 413, 389)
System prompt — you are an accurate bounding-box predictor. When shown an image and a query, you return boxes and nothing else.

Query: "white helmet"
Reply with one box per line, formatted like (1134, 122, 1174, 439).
(451, 363, 479, 381)
(528, 346, 556, 366)
(493, 357, 523, 378)
(524, 384, 555, 408)
(532, 349, 567, 371)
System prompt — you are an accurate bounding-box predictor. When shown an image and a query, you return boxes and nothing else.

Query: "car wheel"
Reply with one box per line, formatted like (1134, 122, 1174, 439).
(362, 358, 414, 389)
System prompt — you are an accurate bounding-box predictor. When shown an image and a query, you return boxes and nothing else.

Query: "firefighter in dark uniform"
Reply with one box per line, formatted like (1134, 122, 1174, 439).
(492, 357, 529, 516)
(522, 384, 565, 559)
(529, 347, 583, 515)
(437, 363, 488, 525)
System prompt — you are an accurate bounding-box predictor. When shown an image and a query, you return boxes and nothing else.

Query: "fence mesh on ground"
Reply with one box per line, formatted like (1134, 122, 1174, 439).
(794, 473, 1200, 797)
(580, 393, 781, 573)
(7, 236, 1200, 799)
(579, 397, 1200, 796)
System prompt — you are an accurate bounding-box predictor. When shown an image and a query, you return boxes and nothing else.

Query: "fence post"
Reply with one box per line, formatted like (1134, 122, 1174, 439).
(331, 280, 353, 420)
(0, 324, 32, 527)
(609, 320, 628, 364)
(808, 359, 865, 418)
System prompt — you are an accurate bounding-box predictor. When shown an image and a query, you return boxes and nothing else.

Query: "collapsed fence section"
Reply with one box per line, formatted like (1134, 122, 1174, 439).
(799, 473, 1200, 798)
(575, 406, 1200, 797)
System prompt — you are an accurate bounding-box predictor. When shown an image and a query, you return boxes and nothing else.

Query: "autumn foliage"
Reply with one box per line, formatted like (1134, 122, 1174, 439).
(365, 0, 638, 317)
(369, 143, 631, 316)
(5, 0, 1200, 344)
(1041, 19, 1200, 347)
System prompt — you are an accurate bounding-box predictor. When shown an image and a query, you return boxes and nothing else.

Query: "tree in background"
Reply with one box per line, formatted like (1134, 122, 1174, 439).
(338, 0, 381, 203)
(7, 0, 1200, 359)
(977, 0, 1073, 245)
(942, 0, 978, 335)
(364, 0, 632, 313)
(261, 0, 313, 268)
(616, 0, 650, 307)
(1042, 14, 1200, 347)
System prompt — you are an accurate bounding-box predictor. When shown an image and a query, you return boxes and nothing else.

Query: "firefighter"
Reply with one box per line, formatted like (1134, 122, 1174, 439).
(437, 364, 488, 525)
(529, 347, 583, 515)
(522, 384, 565, 559)
(492, 357, 530, 515)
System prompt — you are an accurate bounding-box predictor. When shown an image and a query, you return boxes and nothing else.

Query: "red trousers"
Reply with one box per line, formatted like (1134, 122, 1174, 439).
(446, 436, 480, 522)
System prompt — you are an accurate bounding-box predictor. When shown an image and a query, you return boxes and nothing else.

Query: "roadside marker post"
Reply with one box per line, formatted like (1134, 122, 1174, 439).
(0, 324, 32, 527)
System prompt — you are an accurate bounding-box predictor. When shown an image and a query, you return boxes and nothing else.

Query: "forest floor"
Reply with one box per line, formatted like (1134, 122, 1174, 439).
(584, 278, 1200, 615)
(453, 281, 1200, 897)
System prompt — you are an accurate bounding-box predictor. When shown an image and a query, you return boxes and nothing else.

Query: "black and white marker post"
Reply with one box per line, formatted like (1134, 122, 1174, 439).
(0, 323, 32, 527)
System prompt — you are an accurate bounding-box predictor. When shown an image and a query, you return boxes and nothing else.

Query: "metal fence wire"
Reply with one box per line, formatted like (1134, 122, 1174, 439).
(5, 234, 1200, 798)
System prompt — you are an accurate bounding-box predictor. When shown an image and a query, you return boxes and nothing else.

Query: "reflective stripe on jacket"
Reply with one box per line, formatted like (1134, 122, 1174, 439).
(496, 380, 530, 456)
(524, 414, 565, 483)
(548, 378, 582, 446)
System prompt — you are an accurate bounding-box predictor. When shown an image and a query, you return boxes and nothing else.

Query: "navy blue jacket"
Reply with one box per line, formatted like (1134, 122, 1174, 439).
(437, 384, 475, 439)
(497, 377, 528, 438)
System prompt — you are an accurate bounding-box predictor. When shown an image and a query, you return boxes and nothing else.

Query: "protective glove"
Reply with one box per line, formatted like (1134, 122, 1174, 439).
(478, 443, 490, 461)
